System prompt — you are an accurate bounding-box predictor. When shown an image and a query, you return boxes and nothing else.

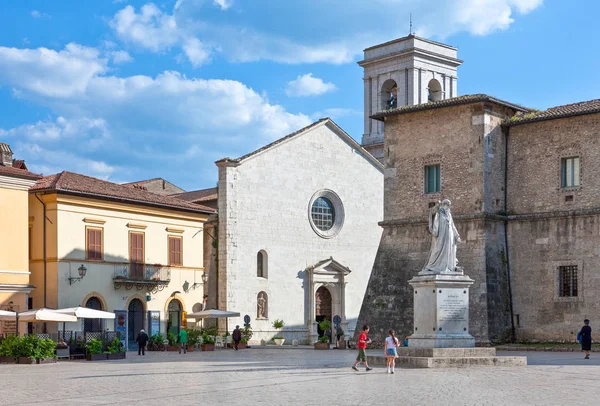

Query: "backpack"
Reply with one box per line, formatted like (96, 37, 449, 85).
(577, 331, 582, 343)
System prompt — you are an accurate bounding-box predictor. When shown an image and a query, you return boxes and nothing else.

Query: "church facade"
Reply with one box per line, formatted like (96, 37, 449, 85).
(355, 35, 600, 344)
(213, 118, 383, 344)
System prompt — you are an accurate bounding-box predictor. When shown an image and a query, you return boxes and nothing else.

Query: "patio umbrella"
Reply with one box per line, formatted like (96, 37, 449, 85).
(0, 310, 17, 320)
(54, 307, 116, 340)
(14, 308, 77, 336)
(186, 309, 241, 333)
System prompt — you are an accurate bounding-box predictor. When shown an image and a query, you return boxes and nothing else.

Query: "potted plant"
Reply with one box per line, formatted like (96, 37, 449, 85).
(241, 324, 253, 348)
(238, 337, 248, 349)
(0, 336, 17, 364)
(166, 331, 178, 351)
(14, 335, 37, 364)
(35, 338, 57, 364)
(187, 329, 201, 352)
(86, 338, 106, 361)
(314, 319, 332, 350)
(336, 327, 346, 349)
(272, 319, 285, 345)
(107, 337, 126, 360)
(200, 332, 215, 351)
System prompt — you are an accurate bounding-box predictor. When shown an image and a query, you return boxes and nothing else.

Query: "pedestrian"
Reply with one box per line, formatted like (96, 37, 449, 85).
(385, 329, 400, 374)
(136, 329, 149, 356)
(232, 325, 242, 351)
(178, 327, 188, 354)
(352, 325, 373, 371)
(579, 319, 592, 359)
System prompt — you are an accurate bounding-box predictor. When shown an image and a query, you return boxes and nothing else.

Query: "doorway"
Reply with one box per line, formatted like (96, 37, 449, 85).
(128, 299, 144, 347)
(84, 296, 103, 333)
(167, 299, 182, 337)
(315, 286, 332, 341)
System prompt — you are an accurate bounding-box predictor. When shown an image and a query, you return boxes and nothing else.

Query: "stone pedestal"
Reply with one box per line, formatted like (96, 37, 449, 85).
(408, 273, 475, 348)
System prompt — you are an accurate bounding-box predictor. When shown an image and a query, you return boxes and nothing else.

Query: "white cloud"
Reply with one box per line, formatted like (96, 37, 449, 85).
(182, 38, 210, 67)
(31, 10, 50, 19)
(110, 50, 134, 64)
(213, 0, 233, 10)
(0, 43, 312, 186)
(285, 73, 337, 97)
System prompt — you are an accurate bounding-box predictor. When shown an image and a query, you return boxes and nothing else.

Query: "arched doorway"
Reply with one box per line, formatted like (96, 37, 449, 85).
(315, 286, 332, 340)
(84, 296, 103, 333)
(380, 79, 398, 110)
(167, 299, 182, 337)
(128, 299, 144, 347)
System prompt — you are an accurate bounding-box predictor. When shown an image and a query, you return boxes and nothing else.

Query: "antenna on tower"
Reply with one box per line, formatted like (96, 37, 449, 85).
(409, 13, 413, 35)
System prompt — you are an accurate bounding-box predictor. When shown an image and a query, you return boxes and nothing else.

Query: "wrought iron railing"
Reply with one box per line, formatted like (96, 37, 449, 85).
(112, 263, 171, 282)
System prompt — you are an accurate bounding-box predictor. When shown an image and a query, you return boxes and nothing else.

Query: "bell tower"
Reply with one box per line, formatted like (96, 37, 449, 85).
(358, 35, 463, 161)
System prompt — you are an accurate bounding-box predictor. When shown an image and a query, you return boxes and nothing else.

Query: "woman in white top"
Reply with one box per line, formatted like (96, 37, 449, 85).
(384, 329, 400, 374)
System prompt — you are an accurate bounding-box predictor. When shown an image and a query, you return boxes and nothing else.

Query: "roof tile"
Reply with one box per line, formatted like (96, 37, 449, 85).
(506, 98, 600, 126)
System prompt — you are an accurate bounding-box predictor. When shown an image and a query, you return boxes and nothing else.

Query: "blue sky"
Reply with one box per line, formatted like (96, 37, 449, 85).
(0, 0, 598, 190)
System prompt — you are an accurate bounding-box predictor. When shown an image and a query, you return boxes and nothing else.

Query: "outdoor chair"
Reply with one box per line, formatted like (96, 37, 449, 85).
(215, 336, 224, 348)
(56, 347, 70, 360)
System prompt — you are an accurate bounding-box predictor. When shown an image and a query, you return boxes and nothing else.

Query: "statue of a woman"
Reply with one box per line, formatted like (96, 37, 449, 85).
(422, 199, 462, 274)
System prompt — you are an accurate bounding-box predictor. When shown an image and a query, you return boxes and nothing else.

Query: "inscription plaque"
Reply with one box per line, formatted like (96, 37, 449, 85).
(438, 290, 468, 322)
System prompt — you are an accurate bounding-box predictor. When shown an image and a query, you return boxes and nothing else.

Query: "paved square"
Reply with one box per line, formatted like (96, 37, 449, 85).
(1, 348, 598, 405)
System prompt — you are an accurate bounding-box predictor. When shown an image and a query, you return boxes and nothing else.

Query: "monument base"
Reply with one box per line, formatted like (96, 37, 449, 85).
(368, 347, 527, 368)
(408, 273, 476, 348)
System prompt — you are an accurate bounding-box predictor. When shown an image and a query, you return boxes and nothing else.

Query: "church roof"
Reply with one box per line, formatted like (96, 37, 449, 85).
(30, 171, 215, 214)
(505, 98, 600, 126)
(370, 94, 530, 121)
(215, 118, 384, 170)
(171, 187, 218, 204)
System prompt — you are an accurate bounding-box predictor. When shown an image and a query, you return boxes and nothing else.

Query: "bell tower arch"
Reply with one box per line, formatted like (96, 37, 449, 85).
(358, 35, 463, 162)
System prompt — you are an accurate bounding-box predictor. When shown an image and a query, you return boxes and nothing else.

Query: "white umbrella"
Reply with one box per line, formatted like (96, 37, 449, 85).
(186, 309, 241, 334)
(17, 308, 77, 323)
(54, 307, 115, 319)
(0, 310, 16, 320)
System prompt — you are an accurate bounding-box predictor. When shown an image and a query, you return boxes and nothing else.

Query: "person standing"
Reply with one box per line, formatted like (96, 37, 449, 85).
(136, 329, 148, 356)
(232, 325, 242, 351)
(178, 327, 188, 354)
(352, 325, 373, 371)
(579, 319, 592, 359)
(385, 330, 400, 374)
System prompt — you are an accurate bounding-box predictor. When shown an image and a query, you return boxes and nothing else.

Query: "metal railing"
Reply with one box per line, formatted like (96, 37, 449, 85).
(112, 263, 171, 282)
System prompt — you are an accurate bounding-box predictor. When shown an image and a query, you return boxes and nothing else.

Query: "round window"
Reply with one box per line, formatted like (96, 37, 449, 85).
(308, 190, 344, 238)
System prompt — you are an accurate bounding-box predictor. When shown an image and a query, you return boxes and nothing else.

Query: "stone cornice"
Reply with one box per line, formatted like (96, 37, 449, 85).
(0, 175, 37, 191)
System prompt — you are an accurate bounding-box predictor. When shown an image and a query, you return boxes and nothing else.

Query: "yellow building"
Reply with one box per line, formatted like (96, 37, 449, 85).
(0, 142, 39, 336)
(28, 171, 213, 347)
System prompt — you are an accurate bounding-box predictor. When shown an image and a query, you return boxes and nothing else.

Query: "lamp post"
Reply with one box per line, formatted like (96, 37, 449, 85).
(69, 264, 87, 285)
(201, 272, 208, 284)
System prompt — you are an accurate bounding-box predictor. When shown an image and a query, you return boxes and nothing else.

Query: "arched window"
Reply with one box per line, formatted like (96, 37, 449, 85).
(84, 296, 103, 333)
(428, 79, 442, 102)
(167, 299, 182, 337)
(380, 79, 398, 110)
(257, 250, 268, 278)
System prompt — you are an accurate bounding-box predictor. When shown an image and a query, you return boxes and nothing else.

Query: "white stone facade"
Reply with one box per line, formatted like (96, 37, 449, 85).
(216, 119, 384, 344)
(358, 35, 463, 161)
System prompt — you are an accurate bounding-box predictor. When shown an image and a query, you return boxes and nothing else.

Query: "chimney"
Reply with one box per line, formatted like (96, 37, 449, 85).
(0, 142, 13, 166)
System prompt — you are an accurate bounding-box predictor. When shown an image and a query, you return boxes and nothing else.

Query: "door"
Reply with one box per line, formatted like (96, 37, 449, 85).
(315, 286, 332, 341)
(84, 296, 103, 333)
(167, 300, 182, 337)
(128, 299, 144, 348)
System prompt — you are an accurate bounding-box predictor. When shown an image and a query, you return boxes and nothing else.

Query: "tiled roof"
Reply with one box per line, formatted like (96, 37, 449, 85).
(122, 178, 162, 185)
(172, 187, 217, 203)
(30, 171, 215, 214)
(12, 160, 28, 170)
(0, 165, 41, 180)
(506, 98, 600, 126)
(371, 94, 530, 121)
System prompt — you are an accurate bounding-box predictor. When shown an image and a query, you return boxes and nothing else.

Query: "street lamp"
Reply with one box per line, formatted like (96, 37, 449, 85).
(69, 264, 87, 285)
(201, 272, 208, 283)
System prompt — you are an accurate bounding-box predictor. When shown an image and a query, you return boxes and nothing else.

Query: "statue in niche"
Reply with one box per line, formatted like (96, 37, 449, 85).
(422, 199, 463, 275)
(387, 86, 398, 109)
(257, 292, 268, 319)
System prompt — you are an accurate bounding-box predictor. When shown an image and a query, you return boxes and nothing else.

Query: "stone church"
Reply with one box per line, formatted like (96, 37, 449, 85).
(210, 119, 384, 343)
(355, 34, 600, 344)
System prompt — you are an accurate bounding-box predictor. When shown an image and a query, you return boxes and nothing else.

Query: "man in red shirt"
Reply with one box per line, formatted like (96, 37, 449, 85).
(352, 325, 373, 371)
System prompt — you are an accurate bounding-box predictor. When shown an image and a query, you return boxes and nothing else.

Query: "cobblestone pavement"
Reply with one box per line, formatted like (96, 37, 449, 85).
(1, 349, 599, 406)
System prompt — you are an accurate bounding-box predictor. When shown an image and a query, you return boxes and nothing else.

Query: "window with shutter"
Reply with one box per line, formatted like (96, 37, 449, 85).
(168, 236, 182, 266)
(86, 227, 103, 260)
(130, 232, 144, 278)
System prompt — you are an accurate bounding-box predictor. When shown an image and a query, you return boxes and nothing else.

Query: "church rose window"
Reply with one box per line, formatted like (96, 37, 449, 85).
(311, 197, 335, 231)
(308, 190, 344, 239)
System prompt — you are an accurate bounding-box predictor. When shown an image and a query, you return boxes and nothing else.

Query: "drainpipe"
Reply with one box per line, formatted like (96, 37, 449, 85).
(34, 193, 48, 333)
(503, 126, 516, 343)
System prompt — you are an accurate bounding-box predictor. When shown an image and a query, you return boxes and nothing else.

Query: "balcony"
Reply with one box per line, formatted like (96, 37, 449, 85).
(112, 263, 171, 293)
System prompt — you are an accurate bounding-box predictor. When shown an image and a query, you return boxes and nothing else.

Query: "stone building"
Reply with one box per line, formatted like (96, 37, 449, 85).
(355, 82, 600, 343)
(212, 118, 384, 344)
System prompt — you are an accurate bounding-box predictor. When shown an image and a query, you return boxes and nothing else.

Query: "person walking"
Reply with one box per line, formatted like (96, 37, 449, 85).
(352, 325, 373, 371)
(579, 319, 592, 359)
(385, 329, 400, 374)
(232, 325, 242, 351)
(136, 329, 149, 356)
(178, 327, 188, 354)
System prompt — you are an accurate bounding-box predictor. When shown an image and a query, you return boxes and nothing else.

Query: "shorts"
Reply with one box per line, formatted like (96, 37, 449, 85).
(386, 348, 397, 357)
(356, 348, 367, 362)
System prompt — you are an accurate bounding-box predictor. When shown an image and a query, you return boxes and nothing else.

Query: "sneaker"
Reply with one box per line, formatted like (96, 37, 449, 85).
(352, 366, 359, 371)
(366, 367, 373, 371)
(386, 368, 390, 374)
(585, 355, 590, 359)
(391, 371, 395, 374)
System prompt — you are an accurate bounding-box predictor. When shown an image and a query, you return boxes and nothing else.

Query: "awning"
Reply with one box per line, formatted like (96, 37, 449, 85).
(186, 309, 240, 319)
(0, 310, 17, 321)
(17, 308, 78, 323)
